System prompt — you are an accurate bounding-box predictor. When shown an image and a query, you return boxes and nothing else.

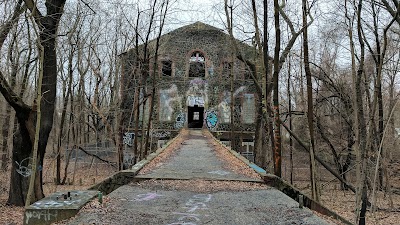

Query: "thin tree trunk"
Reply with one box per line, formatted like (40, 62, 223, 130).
(302, 0, 319, 202)
(287, 53, 293, 184)
(1, 36, 18, 170)
(25, 38, 43, 207)
(273, 0, 282, 177)
(56, 46, 73, 184)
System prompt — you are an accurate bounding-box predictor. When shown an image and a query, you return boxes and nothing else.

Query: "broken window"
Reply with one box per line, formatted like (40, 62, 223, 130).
(189, 51, 205, 77)
(161, 60, 172, 76)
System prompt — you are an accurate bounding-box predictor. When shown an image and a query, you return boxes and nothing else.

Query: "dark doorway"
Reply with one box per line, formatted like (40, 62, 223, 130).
(187, 105, 204, 128)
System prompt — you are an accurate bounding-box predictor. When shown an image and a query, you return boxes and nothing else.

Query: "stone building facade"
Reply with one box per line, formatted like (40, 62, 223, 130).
(120, 22, 258, 157)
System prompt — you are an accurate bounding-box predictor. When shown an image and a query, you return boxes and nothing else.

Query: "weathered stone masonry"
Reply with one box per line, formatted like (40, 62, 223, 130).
(120, 22, 259, 156)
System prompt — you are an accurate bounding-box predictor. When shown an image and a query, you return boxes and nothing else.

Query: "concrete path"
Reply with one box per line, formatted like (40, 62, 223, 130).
(66, 129, 331, 225)
(136, 129, 259, 181)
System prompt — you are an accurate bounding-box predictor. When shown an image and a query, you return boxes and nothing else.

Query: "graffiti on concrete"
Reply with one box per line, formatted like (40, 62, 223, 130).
(25, 209, 58, 224)
(175, 112, 186, 129)
(134, 193, 163, 202)
(205, 111, 218, 130)
(123, 132, 135, 146)
(168, 194, 213, 225)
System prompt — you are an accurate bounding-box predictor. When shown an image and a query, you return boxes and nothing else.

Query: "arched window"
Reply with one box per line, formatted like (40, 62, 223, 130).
(189, 51, 205, 77)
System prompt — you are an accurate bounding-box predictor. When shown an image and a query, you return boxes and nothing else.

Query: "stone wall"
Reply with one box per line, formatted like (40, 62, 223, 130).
(121, 22, 259, 152)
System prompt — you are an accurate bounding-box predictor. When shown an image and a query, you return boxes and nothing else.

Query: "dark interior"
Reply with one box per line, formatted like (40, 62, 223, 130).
(187, 105, 204, 128)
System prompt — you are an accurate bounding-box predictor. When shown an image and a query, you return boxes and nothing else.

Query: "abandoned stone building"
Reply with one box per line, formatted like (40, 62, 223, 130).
(120, 22, 258, 160)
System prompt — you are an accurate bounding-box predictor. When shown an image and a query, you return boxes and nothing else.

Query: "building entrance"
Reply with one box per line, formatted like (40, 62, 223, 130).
(187, 105, 204, 128)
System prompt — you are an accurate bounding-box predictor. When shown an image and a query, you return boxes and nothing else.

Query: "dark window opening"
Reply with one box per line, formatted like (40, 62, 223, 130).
(189, 51, 205, 77)
(189, 62, 205, 77)
(187, 105, 204, 128)
(161, 60, 172, 76)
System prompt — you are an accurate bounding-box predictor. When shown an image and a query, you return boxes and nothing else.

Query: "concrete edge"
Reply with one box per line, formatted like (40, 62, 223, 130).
(87, 130, 183, 195)
(132, 175, 264, 183)
(207, 130, 353, 225)
(264, 174, 354, 225)
(23, 191, 98, 225)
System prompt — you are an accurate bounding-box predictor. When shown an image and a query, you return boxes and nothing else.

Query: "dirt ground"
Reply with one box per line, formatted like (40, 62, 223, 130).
(1, 142, 399, 224)
(0, 159, 117, 225)
(281, 149, 400, 225)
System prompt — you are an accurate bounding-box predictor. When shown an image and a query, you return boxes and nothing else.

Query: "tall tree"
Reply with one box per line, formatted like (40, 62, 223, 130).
(354, 0, 369, 223)
(0, 0, 66, 206)
(301, 0, 319, 201)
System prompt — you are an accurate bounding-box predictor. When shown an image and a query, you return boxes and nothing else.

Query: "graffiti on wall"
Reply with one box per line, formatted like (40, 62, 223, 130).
(123, 153, 135, 168)
(242, 93, 255, 123)
(123, 132, 135, 146)
(175, 112, 186, 129)
(187, 96, 205, 107)
(187, 78, 208, 107)
(160, 84, 182, 121)
(151, 130, 171, 138)
(206, 110, 218, 130)
(217, 86, 247, 123)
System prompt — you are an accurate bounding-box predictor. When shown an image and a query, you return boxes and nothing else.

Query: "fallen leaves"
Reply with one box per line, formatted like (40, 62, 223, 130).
(132, 179, 269, 192)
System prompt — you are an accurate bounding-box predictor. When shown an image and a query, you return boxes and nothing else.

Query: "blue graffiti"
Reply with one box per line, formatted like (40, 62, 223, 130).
(175, 112, 186, 129)
(206, 111, 218, 130)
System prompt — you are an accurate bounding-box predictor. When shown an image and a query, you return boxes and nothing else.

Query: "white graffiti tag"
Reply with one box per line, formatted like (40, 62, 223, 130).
(167, 194, 212, 225)
(25, 210, 58, 224)
(175, 112, 186, 129)
(16, 157, 33, 177)
(123, 132, 135, 146)
(134, 193, 163, 202)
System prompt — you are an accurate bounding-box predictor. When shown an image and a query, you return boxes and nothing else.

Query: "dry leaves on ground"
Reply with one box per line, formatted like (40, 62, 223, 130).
(132, 179, 269, 192)
(204, 131, 262, 180)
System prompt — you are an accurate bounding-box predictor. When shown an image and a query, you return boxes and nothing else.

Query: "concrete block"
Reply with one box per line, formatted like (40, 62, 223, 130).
(24, 190, 98, 225)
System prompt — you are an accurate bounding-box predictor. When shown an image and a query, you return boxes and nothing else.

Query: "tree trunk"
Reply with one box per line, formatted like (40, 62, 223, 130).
(6, 0, 66, 206)
(273, 0, 282, 177)
(355, 1, 368, 223)
(302, 0, 319, 202)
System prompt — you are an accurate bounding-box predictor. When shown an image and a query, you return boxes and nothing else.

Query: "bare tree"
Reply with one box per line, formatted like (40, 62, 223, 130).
(0, 0, 66, 206)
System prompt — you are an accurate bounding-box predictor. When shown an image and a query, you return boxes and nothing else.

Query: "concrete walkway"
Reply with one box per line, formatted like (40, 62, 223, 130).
(66, 129, 331, 225)
(136, 129, 260, 181)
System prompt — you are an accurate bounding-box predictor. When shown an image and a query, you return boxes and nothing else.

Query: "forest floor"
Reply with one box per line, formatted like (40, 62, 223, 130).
(0, 160, 117, 225)
(1, 143, 399, 224)
(281, 150, 400, 225)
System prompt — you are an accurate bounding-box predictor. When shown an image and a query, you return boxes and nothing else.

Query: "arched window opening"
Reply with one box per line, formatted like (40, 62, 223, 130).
(189, 51, 205, 77)
(161, 60, 172, 76)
